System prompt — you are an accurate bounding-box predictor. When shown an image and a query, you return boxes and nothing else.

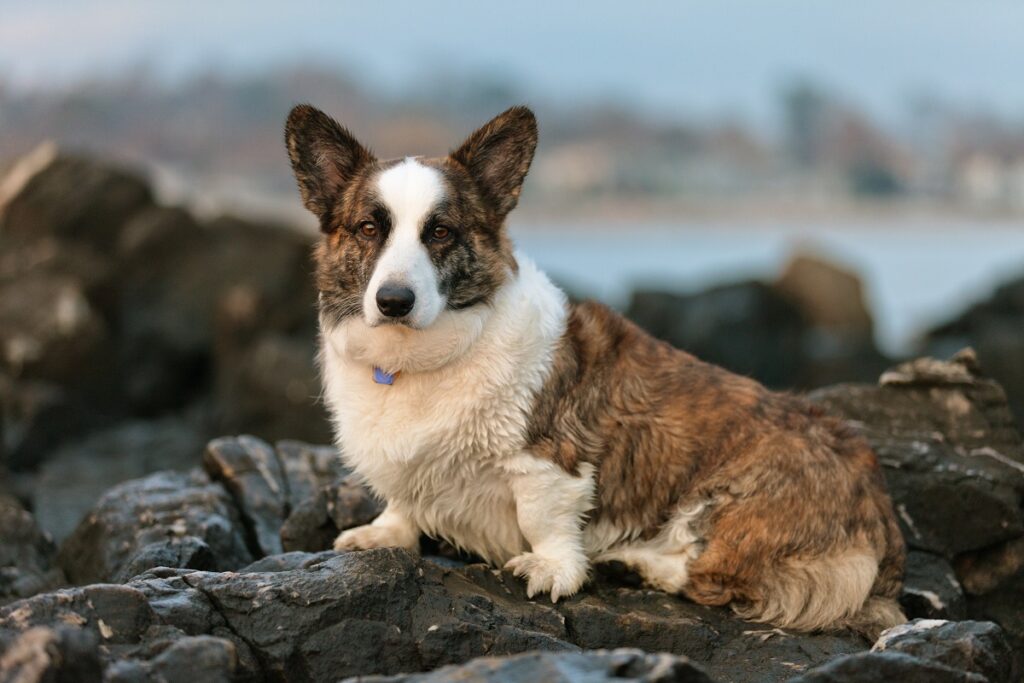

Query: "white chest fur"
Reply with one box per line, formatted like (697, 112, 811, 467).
(319, 255, 567, 563)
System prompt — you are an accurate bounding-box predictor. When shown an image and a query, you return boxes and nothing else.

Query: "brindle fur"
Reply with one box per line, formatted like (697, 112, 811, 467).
(285, 104, 906, 637)
(286, 105, 521, 328)
(527, 301, 905, 617)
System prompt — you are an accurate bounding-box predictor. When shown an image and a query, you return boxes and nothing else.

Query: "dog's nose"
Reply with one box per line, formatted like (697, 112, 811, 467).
(376, 284, 416, 318)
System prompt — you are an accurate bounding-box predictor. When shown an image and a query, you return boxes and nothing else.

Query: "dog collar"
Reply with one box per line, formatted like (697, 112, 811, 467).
(373, 367, 398, 385)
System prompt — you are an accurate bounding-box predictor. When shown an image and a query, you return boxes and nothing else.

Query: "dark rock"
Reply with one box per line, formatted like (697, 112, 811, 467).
(214, 333, 332, 446)
(790, 651, 986, 682)
(925, 273, 1024, 428)
(348, 649, 716, 683)
(2, 547, 1016, 683)
(775, 253, 874, 341)
(273, 440, 345, 505)
(202, 436, 372, 557)
(280, 472, 383, 553)
(0, 497, 64, 607)
(0, 374, 113, 471)
(30, 416, 210, 542)
(955, 535, 1024, 597)
(57, 470, 253, 584)
(116, 208, 317, 419)
(872, 619, 1017, 683)
(0, 625, 103, 683)
(901, 552, 966, 620)
(0, 144, 153, 251)
(203, 435, 289, 557)
(0, 273, 107, 387)
(811, 349, 1024, 558)
(964, 570, 1024, 663)
(627, 281, 807, 388)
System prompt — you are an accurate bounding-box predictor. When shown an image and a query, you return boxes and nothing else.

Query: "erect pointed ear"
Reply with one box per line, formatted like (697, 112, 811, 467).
(450, 106, 538, 217)
(284, 104, 374, 222)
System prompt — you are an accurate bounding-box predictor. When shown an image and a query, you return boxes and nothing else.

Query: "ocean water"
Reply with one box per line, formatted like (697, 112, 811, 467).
(512, 223, 1024, 356)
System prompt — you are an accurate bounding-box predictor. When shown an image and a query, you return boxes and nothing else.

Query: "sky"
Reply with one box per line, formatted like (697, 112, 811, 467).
(2, 1, 1022, 126)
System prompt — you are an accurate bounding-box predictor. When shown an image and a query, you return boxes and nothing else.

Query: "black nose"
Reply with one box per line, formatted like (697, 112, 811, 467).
(376, 284, 416, 318)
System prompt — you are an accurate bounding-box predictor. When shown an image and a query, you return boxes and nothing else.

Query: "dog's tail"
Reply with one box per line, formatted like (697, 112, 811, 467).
(706, 547, 904, 640)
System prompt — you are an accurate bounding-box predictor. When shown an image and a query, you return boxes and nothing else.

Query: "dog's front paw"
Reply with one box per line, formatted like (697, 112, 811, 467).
(505, 551, 589, 602)
(333, 524, 413, 552)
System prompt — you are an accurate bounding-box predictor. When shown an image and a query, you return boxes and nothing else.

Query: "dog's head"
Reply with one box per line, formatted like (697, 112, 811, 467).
(285, 105, 536, 334)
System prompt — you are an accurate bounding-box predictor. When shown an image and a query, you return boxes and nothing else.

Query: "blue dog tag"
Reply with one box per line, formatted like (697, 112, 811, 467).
(373, 367, 397, 385)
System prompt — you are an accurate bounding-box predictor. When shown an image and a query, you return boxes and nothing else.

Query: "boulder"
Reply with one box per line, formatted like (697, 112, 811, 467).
(901, 552, 966, 621)
(2, 548, 1016, 683)
(56, 470, 253, 584)
(213, 333, 332, 445)
(775, 253, 874, 341)
(28, 416, 210, 542)
(115, 209, 317, 417)
(348, 649, 716, 683)
(202, 436, 370, 557)
(0, 497, 64, 607)
(810, 350, 1024, 558)
(924, 273, 1024, 428)
(872, 619, 1017, 683)
(0, 143, 153, 251)
(0, 626, 103, 683)
(627, 281, 807, 388)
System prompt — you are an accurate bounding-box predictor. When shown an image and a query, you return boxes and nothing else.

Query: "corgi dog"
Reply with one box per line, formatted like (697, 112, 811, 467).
(284, 104, 906, 638)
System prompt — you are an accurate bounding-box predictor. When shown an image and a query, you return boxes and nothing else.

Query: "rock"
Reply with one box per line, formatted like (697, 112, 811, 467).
(202, 436, 378, 555)
(30, 416, 210, 542)
(925, 273, 1024, 428)
(0, 497, 64, 607)
(789, 651, 986, 682)
(280, 472, 383, 553)
(203, 436, 289, 557)
(213, 333, 332, 445)
(0, 626, 103, 683)
(57, 470, 253, 584)
(775, 253, 874, 341)
(901, 552, 966, 620)
(348, 649, 716, 683)
(0, 374, 114, 471)
(0, 273, 108, 388)
(956, 536, 1024, 597)
(811, 349, 1024, 558)
(0, 144, 153, 251)
(872, 619, 1017, 683)
(115, 210, 317, 418)
(964, 570, 1024, 662)
(626, 271, 888, 390)
(2, 547, 1017, 683)
(627, 281, 807, 388)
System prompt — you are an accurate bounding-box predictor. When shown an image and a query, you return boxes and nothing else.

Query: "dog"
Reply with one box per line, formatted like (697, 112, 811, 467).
(284, 104, 906, 638)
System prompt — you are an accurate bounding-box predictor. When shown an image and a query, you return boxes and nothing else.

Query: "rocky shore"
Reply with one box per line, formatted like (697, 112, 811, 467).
(2, 149, 1024, 681)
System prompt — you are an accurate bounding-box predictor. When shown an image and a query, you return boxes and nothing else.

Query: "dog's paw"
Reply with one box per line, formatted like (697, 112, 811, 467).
(333, 524, 413, 552)
(504, 551, 589, 602)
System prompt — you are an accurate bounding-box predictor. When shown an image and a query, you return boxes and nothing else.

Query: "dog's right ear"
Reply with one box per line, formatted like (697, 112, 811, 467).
(285, 104, 374, 222)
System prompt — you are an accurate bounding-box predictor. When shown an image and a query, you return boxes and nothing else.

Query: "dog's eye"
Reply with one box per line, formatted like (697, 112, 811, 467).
(358, 222, 377, 239)
(431, 226, 451, 242)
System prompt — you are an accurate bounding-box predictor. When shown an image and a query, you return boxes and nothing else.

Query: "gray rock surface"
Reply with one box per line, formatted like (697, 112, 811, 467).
(349, 649, 716, 683)
(0, 497, 64, 607)
(1, 548, 1016, 683)
(56, 470, 253, 584)
(811, 350, 1024, 558)
(872, 619, 1016, 683)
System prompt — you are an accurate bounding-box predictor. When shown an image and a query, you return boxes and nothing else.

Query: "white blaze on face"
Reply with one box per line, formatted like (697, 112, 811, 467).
(364, 158, 446, 328)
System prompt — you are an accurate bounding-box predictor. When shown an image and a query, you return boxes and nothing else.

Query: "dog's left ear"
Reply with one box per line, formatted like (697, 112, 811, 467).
(450, 106, 538, 218)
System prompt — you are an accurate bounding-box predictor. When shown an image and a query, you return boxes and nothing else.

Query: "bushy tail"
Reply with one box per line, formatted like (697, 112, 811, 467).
(727, 550, 904, 639)
(840, 595, 906, 642)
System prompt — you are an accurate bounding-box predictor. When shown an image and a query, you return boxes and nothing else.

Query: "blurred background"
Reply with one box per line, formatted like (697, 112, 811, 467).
(2, 1, 1023, 538)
